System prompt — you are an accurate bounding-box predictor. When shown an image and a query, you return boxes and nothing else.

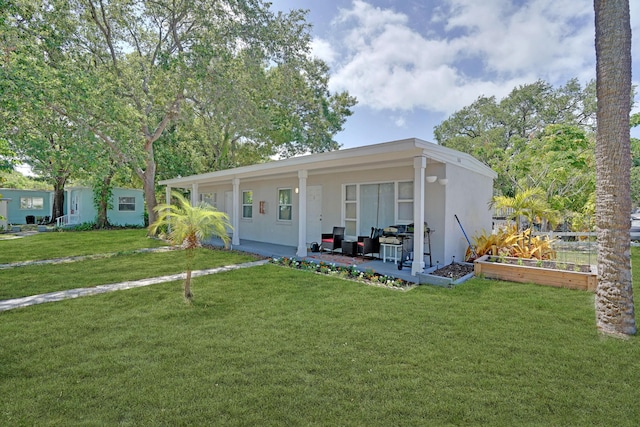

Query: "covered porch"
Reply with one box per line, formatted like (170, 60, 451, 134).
(205, 237, 431, 284)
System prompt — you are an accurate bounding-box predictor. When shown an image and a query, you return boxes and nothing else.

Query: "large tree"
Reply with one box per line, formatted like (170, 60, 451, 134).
(3, 0, 355, 226)
(593, 0, 636, 336)
(434, 79, 597, 199)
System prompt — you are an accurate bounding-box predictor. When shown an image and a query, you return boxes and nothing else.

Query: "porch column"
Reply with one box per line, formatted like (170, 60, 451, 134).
(165, 186, 172, 232)
(191, 182, 199, 206)
(297, 170, 308, 257)
(412, 156, 426, 275)
(231, 178, 240, 246)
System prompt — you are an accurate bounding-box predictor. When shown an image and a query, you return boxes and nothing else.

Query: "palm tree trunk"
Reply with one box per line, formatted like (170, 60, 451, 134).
(594, 0, 636, 336)
(184, 269, 193, 301)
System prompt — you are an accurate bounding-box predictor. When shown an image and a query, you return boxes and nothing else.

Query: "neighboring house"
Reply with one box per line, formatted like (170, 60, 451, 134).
(58, 187, 145, 227)
(160, 138, 497, 276)
(0, 197, 9, 230)
(0, 187, 145, 227)
(0, 188, 53, 226)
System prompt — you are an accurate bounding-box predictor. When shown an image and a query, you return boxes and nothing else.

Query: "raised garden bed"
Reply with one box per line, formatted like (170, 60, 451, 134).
(418, 262, 474, 288)
(474, 255, 597, 291)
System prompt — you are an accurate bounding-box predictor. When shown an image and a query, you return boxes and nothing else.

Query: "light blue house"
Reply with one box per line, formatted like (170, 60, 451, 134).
(0, 187, 145, 227)
(58, 187, 145, 227)
(0, 188, 54, 226)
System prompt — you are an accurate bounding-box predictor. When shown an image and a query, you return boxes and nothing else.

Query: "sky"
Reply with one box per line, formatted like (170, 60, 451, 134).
(270, 0, 640, 149)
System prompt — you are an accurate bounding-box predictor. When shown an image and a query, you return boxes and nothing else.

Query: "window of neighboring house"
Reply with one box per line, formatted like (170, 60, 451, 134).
(242, 190, 253, 219)
(278, 188, 292, 221)
(20, 197, 44, 210)
(118, 197, 136, 211)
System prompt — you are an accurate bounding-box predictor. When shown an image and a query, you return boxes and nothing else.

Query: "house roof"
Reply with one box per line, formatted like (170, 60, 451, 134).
(159, 138, 497, 188)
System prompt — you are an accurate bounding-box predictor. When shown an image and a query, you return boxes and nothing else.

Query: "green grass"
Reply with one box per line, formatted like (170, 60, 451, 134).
(0, 229, 168, 264)
(0, 249, 257, 300)
(0, 232, 639, 425)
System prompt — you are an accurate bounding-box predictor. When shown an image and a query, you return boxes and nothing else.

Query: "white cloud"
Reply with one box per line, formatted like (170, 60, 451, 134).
(324, 0, 617, 116)
(310, 38, 337, 64)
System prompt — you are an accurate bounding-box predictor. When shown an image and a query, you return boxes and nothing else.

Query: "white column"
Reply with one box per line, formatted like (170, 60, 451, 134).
(191, 182, 199, 206)
(297, 170, 308, 257)
(164, 186, 172, 232)
(232, 178, 240, 246)
(412, 156, 426, 275)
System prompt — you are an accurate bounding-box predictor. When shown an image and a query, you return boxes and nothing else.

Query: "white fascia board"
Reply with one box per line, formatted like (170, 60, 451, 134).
(159, 137, 497, 187)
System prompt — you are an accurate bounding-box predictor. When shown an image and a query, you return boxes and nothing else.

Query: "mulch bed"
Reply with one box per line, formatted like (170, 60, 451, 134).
(429, 263, 474, 280)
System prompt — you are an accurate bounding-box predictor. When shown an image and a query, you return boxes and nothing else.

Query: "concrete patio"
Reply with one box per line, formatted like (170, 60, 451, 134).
(205, 237, 437, 283)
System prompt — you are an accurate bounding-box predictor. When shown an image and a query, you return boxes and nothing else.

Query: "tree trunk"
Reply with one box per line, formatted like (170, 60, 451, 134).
(51, 175, 66, 222)
(594, 0, 636, 336)
(96, 175, 112, 229)
(133, 142, 159, 231)
(184, 269, 193, 301)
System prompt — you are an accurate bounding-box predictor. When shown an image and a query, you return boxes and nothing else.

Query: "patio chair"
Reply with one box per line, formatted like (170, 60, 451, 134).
(321, 226, 345, 253)
(357, 227, 382, 259)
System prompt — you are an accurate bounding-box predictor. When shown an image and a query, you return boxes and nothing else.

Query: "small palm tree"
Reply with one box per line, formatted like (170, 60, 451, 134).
(149, 191, 231, 301)
(491, 187, 556, 231)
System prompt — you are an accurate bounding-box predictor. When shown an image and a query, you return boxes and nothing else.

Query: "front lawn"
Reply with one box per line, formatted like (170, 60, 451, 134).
(1, 263, 639, 425)
(0, 248, 257, 300)
(1, 231, 638, 424)
(0, 229, 168, 264)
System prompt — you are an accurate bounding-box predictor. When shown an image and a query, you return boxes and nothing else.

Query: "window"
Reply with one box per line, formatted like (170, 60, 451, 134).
(20, 197, 44, 210)
(344, 184, 357, 236)
(242, 190, 253, 219)
(199, 192, 217, 208)
(342, 181, 415, 238)
(118, 197, 136, 211)
(278, 188, 292, 221)
(397, 181, 414, 222)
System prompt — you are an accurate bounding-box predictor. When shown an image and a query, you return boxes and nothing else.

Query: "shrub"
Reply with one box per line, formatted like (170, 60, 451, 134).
(466, 225, 556, 261)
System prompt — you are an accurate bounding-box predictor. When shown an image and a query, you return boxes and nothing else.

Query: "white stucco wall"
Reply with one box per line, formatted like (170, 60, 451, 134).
(441, 163, 494, 264)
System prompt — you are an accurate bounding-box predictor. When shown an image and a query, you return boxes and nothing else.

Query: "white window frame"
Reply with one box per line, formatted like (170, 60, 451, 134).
(118, 196, 136, 212)
(396, 181, 414, 224)
(242, 190, 253, 219)
(277, 188, 293, 222)
(20, 197, 44, 210)
(342, 180, 415, 239)
(199, 192, 217, 208)
(343, 184, 358, 238)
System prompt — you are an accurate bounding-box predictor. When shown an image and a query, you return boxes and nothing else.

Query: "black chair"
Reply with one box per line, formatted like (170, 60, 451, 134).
(357, 227, 381, 259)
(321, 227, 345, 253)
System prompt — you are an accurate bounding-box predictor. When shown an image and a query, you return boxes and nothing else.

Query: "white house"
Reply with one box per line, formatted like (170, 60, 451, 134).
(159, 138, 497, 276)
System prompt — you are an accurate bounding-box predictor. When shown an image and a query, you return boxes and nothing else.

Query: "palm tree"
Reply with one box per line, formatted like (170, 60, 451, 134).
(594, 0, 636, 336)
(149, 191, 231, 301)
(491, 187, 556, 231)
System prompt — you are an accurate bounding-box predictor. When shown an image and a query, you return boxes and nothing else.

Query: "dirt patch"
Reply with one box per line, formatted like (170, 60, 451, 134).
(430, 263, 474, 280)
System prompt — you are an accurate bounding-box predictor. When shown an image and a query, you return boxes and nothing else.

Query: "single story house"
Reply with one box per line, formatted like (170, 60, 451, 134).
(59, 187, 145, 227)
(160, 138, 497, 276)
(0, 187, 145, 227)
(0, 188, 54, 227)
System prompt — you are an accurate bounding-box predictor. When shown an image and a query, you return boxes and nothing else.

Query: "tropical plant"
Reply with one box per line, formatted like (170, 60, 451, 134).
(149, 191, 231, 301)
(466, 225, 556, 261)
(490, 187, 559, 231)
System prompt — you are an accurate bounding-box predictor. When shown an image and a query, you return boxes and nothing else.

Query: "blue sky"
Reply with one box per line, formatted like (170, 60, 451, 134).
(270, 0, 640, 148)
